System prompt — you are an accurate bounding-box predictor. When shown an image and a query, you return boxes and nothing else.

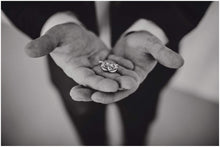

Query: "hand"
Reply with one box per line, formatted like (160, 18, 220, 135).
(25, 23, 127, 93)
(70, 31, 184, 104)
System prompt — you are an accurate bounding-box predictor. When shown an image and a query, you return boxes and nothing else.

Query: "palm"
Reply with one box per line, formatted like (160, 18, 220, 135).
(53, 24, 120, 91)
(112, 32, 158, 83)
(88, 31, 184, 104)
(26, 23, 120, 92)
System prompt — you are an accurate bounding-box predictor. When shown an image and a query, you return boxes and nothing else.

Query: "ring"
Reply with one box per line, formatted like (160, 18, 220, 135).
(99, 60, 119, 73)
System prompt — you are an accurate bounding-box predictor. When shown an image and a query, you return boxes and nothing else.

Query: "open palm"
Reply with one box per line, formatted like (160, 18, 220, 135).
(71, 31, 184, 104)
(26, 23, 123, 93)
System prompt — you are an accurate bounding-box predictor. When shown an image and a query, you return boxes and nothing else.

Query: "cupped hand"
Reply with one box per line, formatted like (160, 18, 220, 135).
(71, 30, 184, 104)
(25, 23, 133, 93)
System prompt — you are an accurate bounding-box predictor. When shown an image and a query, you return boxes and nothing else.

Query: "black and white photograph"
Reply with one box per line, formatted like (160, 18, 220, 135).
(1, 1, 219, 146)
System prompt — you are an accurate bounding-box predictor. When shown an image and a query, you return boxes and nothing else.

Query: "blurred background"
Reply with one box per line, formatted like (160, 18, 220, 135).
(1, 2, 219, 145)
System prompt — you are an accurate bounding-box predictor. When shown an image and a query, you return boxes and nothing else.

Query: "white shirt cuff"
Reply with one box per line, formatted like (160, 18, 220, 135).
(124, 18, 169, 45)
(40, 11, 82, 36)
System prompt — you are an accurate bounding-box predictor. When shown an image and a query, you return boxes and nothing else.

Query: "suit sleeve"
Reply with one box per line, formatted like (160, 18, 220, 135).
(110, 1, 211, 49)
(2, 2, 56, 39)
(1, 2, 97, 39)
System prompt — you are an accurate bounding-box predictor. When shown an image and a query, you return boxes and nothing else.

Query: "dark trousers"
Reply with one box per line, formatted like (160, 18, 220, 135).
(47, 54, 176, 145)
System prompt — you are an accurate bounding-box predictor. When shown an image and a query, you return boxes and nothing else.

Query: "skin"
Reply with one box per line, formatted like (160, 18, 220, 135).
(26, 22, 184, 104)
(70, 31, 184, 104)
(25, 23, 137, 94)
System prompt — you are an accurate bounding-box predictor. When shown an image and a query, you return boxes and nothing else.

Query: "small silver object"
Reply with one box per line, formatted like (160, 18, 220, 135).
(99, 60, 118, 73)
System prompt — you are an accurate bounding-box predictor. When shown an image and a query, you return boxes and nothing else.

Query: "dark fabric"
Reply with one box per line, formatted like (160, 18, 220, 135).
(2, 1, 98, 38)
(47, 56, 107, 145)
(2, 1, 211, 145)
(110, 1, 210, 46)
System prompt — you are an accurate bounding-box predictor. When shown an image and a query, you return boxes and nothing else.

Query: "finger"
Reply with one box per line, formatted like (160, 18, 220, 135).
(148, 45, 184, 69)
(93, 65, 121, 79)
(126, 31, 184, 69)
(93, 65, 139, 90)
(70, 67, 119, 92)
(70, 85, 93, 102)
(91, 88, 137, 104)
(117, 66, 140, 84)
(107, 57, 140, 89)
(25, 33, 58, 58)
(104, 56, 140, 83)
(108, 55, 134, 69)
(115, 76, 137, 90)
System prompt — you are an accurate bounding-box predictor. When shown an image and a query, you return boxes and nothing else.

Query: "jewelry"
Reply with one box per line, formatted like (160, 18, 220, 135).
(99, 60, 119, 73)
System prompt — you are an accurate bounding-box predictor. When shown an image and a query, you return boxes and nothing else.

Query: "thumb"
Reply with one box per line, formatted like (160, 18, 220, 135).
(25, 32, 58, 58)
(126, 31, 184, 69)
(150, 45, 184, 69)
